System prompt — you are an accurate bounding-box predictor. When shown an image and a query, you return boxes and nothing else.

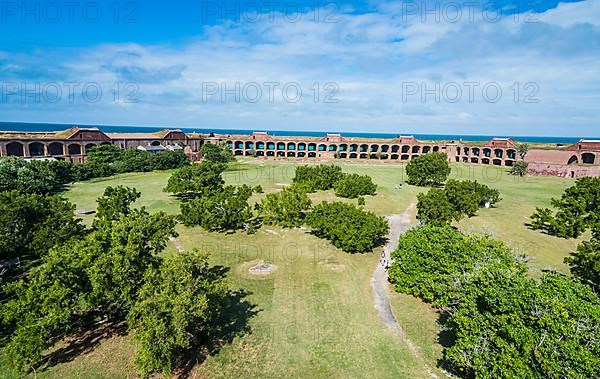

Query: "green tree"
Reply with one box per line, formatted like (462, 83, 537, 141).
(179, 185, 253, 232)
(94, 186, 141, 226)
(333, 173, 377, 198)
(509, 160, 529, 176)
(530, 177, 600, 238)
(405, 152, 451, 187)
(306, 201, 389, 253)
(565, 228, 600, 290)
(292, 164, 344, 192)
(1, 204, 176, 373)
(516, 142, 530, 159)
(86, 144, 123, 164)
(164, 161, 226, 197)
(416, 189, 458, 225)
(0, 157, 61, 195)
(200, 143, 234, 163)
(258, 187, 312, 227)
(0, 191, 84, 260)
(127, 250, 230, 375)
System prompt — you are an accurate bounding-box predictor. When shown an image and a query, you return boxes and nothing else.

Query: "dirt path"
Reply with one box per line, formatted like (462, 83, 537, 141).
(370, 204, 442, 379)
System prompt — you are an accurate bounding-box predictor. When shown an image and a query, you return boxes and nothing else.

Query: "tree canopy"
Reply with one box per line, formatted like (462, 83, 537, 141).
(179, 185, 253, 232)
(0, 190, 84, 260)
(127, 250, 231, 375)
(388, 225, 600, 378)
(292, 164, 344, 192)
(530, 177, 600, 238)
(200, 143, 235, 163)
(164, 161, 226, 197)
(306, 201, 389, 253)
(333, 173, 377, 198)
(405, 152, 451, 187)
(417, 180, 501, 225)
(258, 187, 312, 228)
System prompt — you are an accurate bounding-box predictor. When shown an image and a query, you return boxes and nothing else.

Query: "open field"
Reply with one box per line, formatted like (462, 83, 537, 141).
(31, 159, 581, 377)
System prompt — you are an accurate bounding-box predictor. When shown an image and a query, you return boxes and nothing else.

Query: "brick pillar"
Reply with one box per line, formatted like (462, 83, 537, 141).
(24, 143, 30, 157)
(0, 142, 6, 157)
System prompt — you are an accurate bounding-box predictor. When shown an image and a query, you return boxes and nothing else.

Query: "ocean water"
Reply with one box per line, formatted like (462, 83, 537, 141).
(0, 121, 592, 145)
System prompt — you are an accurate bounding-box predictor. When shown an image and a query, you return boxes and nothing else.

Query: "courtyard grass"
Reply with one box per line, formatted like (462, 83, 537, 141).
(44, 159, 581, 377)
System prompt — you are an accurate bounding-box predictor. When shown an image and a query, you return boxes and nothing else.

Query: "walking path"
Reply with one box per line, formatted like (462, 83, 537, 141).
(370, 204, 442, 379)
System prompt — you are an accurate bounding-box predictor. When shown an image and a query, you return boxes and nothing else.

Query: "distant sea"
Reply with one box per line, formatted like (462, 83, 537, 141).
(0, 121, 594, 145)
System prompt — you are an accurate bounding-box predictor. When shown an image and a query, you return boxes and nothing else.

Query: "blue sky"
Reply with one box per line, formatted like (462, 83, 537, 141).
(0, 0, 598, 136)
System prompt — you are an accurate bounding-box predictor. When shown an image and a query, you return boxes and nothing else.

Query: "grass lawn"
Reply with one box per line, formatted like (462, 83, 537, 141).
(29, 159, 579, 378)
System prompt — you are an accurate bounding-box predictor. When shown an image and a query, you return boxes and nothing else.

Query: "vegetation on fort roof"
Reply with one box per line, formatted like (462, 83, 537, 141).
(306, 201, 389, 253)
(388, 225, 600, 378)
(416, 179, 501, 226)
(405, 152, 451, 187)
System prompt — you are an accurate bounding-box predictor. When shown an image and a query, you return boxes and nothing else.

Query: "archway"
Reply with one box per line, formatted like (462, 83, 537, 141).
(6, 142, 24, 156)
(568, 155, 579, 165)
(29, 142, 45, 156)
(68, 144, 82, 155)
(48, 142, 64, 156)
(582, 153, 596, 164)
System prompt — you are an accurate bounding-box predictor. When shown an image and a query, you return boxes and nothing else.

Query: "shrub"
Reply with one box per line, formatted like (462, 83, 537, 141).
(164, 161, 226, 197)
(128, 250, 230, 375)
(405, 152, 450, 187)
(306, 201, 389, 253)
(258, 187, 312, 228)
(417, 180, 501, 225)
(530, 177, 600, 238)
(200, 143, 234, 163)
(416, 189, 457, 226)
(292, 164, 343, 192)
(179, 185, 252, 232)
(334, 173, 377, 198)
(510, 160, 529, 176)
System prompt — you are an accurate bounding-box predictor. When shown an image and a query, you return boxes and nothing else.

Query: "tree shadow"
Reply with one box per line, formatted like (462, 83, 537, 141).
(42, 320, 128, 369)
(174, 286, 260, 378)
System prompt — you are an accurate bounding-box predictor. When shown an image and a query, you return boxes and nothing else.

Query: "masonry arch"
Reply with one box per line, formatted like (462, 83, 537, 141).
(68, 143, 82, 155)
(6, 142, 24, 156)
(582, 153, 596, 164)
(48, 142, 64, 156)
(568, 155, 579, 165)
(29, 142, 45, 156)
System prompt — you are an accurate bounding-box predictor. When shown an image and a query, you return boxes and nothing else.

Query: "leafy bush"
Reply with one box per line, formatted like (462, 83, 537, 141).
(128, 250, 230, 375)
(292, 164, 343, 192)
(306, 201, 389, 253)
(417, 180, 501, 225)
(179, 185, 253, 232)
(565, 228, 600, 290)
(405, 152, 451, 187)
(416, 189, 457, 226)
(388, 225, 600, 378)
(1, 189, 176, 373)
(0, 191, 84, 260)
(509, 160, 529, 176)
(164, 161, 226, 197)
(258, 187, 312, 228)
(200, 143, 234, 163)
(530, 177, 600, 238)
(334, 173, 377, 198)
